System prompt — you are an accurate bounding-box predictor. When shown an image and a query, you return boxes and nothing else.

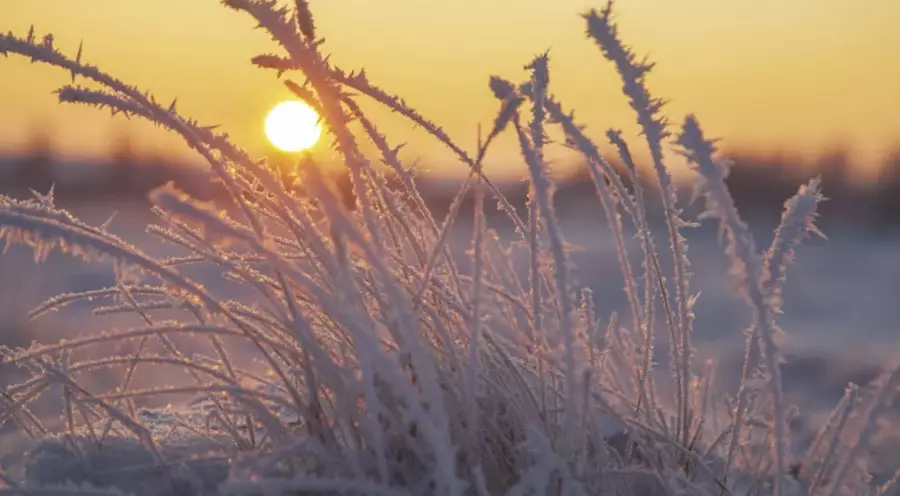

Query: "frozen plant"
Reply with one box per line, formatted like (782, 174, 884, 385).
(0, 1, 895, 495)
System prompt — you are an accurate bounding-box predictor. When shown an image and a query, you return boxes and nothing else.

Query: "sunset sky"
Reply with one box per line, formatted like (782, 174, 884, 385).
(2, 0, 899, 179)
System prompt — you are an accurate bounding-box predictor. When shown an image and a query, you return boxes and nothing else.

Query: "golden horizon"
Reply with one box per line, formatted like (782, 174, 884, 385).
(1, 0, 898, 179)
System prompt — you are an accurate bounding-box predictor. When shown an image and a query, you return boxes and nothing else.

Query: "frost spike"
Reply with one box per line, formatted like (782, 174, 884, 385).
(100, 211, 117, 232)
(30, 184, 55, 207)
(71, 40, 83, 83)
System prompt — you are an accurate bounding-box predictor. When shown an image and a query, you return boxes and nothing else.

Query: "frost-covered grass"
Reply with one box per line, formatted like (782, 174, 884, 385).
(0, 1, 896, 495)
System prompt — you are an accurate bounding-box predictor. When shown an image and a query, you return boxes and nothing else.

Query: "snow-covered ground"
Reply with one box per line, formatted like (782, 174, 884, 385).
(2, 198, 899, 478)
(2, 200, 898, 405)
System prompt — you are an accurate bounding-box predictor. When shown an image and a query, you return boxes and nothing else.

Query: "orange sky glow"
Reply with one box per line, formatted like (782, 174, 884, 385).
(2, 0, 899, 179)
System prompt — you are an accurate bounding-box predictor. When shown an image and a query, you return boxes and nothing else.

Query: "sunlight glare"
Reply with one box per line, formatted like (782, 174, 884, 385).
(265, 100, 322, 152)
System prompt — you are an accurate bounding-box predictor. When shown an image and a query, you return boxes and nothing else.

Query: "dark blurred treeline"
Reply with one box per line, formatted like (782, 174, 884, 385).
(418, 148, 900, 233)
(3, 138, 900, 232)
(719, 149, 900, 230)
(0, 136, 215, 204)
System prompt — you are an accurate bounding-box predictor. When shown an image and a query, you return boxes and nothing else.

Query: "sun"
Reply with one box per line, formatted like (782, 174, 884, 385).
(265, 100, 323, 152)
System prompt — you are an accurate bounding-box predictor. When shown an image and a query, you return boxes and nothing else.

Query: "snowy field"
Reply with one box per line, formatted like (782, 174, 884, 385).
(2, 194, 900, 488)
(2, 199, 897, 416)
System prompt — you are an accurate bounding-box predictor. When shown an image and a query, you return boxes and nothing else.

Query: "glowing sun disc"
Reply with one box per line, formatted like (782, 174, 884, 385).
(265, 100, 322, 152)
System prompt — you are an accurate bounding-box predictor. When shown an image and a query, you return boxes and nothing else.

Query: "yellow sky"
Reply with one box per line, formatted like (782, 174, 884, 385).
(2, 0, 899, 179)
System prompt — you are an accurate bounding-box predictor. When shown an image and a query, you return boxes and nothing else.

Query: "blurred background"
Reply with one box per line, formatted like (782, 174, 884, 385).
(2, 0, 900, 446)
(2, 0, 899, 223)
(3, 1, 899, 177)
